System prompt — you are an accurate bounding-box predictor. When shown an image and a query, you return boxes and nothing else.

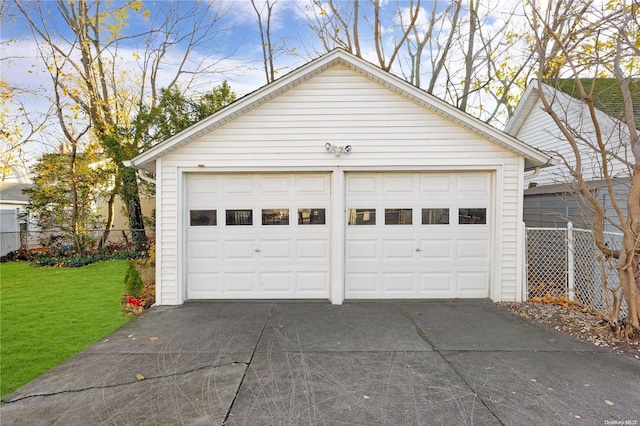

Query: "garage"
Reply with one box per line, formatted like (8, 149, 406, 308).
(125, 49, 550, 305)
(345, 172, 491, 298)
(186, 173, 331, 299)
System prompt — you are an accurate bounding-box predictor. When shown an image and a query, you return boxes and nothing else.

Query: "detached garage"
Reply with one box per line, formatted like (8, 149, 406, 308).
(126, 49, 550, 305)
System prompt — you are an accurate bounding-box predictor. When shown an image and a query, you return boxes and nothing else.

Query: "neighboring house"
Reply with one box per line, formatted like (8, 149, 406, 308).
(505, 78, 638, 231)
(0, 181, 33, 256)
(125, 49, 550, 305)
(96, 195, 155, 230)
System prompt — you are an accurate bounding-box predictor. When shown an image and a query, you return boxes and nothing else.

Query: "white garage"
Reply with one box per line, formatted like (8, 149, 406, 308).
(125, 49, 550, 305)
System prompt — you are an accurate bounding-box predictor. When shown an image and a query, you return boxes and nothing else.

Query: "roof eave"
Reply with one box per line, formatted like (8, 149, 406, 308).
(128, 49, 552, 170)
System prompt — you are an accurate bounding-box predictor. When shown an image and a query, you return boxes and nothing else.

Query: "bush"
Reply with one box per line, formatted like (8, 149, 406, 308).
(8, 247, 145, 267)
(124, 260, 144, 298)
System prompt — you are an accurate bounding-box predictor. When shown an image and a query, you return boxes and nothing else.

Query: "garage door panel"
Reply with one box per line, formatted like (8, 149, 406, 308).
(224, 176, 254, 194)
(188, 175, 218, 193)
(188, 241, 219, 259)
(296, 272, 329, 293)
(296, 239, 329, 259)
(419, 240, 452, 258)
(188, 273, 220, 298)
(383, 240, 415, 259)
(383, 273, 415, 292)
(347, 176, 376, 193)
(260, 176, 291, 194)
(420, 175, 451, 193)
(420, 273, 454, 294)
(346, 172, 490, 299)
(224, 241, 255, 259)
(346, 240, 378, 259)
(259, 273, 292, 292)
(259, 240, 293, 259)
(456, 239, 490, 259)
(457, 272, 490, 297)
(296, 175, 329, 193)
(382, 175, 414, 193)
(187, 173, 330, 299)
(224, 273, 256, 292)
(346, 273, 379, 293)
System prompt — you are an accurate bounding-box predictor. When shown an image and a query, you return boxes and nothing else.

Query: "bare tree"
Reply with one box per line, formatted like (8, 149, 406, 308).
(13, 0, 230, 250)
(304, 0, 361, 56)
(526, 0, 640, 333)
(251, 0, 277, 83)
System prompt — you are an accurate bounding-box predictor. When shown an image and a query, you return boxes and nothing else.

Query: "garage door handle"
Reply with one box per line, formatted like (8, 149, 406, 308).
(254, 248, 261, 253)
(415, 248, 421, 252)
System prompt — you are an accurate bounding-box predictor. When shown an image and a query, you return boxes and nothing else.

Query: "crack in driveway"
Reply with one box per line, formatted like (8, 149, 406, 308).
(1, 361, 250, 404)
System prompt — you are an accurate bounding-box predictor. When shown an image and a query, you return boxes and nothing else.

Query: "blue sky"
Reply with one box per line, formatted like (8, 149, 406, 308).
(1, 0, 528, 164)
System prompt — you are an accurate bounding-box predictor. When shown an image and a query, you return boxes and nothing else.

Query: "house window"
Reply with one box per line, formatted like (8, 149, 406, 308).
(422, 208, 449, 225)
(262, 209, 290, 225)
(190, 210, 217, 226)
(385, 208, 412, 225)
(298, 208, 326, 225)
(459, 208, 487, 225)
(348, 208, 376, 225)
(226, 209, 253, 226)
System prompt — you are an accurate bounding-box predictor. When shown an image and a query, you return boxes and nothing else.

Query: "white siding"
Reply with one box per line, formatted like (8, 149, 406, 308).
(515, 96, 631, 187)
(157, 64, 523, 304)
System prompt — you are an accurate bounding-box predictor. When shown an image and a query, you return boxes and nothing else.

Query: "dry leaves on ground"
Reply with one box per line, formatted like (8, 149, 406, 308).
(497, 301, 640, 359)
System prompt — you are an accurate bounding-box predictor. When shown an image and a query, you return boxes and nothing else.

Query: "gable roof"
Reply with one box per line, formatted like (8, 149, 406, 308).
(0, 182, 33, 204)
(554, 78, 640, 125)
(126, 49, 550, 171)
(506, 78, 639, 136)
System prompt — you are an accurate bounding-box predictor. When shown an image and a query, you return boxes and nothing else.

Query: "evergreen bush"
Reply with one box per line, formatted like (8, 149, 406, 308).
(124, 260, 144, 298)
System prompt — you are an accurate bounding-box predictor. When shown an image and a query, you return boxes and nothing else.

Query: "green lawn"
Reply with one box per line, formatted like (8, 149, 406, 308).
(0, 260, 133, 397)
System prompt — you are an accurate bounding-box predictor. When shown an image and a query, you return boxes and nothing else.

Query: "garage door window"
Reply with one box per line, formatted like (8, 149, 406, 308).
(385, 208, 412, 225)
(190, 210, 217, 226)
(262, 209, 290, 225)
(298, 208, 326, 225)
(226, 209, 253, 226)
(348, 208, 376, 225)
(422, 208, 449, 225)
(459, 208, 487, 225)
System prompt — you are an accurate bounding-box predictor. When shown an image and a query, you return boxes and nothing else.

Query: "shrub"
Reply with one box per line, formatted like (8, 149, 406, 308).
(124, 260, 144, 298)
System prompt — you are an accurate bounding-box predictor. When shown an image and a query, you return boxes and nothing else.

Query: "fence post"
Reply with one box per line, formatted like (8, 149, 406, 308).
(567, 221, 575, 301)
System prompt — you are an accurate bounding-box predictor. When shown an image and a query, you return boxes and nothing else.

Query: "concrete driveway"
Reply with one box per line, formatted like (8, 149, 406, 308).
(2, 300, 639, 425)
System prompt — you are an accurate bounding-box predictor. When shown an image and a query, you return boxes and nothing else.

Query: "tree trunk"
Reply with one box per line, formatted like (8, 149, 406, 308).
(99, 188, 117, 248)
(120, 166, 147, 252)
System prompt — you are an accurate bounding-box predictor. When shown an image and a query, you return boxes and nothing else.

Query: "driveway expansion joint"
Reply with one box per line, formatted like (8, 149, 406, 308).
(397, 304, 507, 426)
(222, 303, 275, 424)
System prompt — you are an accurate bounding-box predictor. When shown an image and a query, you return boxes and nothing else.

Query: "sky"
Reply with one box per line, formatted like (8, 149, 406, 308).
(1, 0, 535, 175)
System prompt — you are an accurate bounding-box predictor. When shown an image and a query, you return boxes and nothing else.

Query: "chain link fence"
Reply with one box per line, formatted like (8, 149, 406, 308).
(526, 223, 625, 315)
(1, 229, 155, 256)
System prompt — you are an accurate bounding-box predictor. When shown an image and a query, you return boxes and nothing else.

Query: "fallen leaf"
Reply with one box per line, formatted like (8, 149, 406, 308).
(136, 373, 145, 381)
(604, 400, 614, 406)
(149, 337, 158, 342)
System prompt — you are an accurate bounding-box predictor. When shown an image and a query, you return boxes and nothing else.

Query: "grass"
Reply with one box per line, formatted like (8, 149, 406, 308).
(1, 260, 133, 397)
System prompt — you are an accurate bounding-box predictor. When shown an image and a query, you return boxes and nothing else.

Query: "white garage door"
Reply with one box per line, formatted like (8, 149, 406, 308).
(186, 173, 331, 299)
(345, 172, 491, 299)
